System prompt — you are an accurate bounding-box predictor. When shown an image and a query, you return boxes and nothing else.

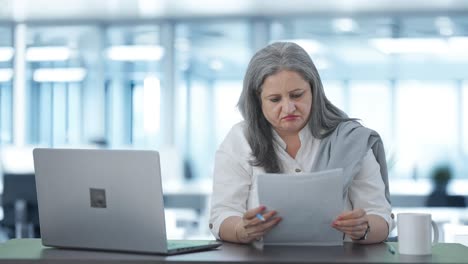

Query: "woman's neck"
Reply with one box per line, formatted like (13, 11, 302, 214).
(279, 133, 301, 159)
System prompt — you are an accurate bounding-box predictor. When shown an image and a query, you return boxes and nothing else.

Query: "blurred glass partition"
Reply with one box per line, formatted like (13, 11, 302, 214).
(0, 26, 13, 144)
(464, 82, 468, 156)
(213, 80, 243, 147)
(322, 80, 346, 112)
(175, 21, 251, 179)
(26, 26, 101, 147)
(395, 81, 459, 180)
(105, 25, 164, 148)
(269, 15, 468, 190)
(349, 81, 392, 146)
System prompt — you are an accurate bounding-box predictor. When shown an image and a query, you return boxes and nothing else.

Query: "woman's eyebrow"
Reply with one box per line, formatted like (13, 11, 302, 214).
(289, 88, 304, 93)
(263, 93, 280, 98)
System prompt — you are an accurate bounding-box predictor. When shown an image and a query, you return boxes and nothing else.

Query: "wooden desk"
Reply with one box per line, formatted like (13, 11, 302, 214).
(0, 239, 467, 264)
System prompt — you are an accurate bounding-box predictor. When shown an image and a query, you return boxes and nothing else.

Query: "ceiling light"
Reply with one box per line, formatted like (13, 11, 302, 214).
(370, 38, 448, 54)
(0, 47, 14, 62)
(0, 68, 13, 82)
(26, 46, 71, 62)
(33, 68, 87, 83)
(332, 18, 358, 33)
(439, 27, 454, 37)
(138, 0, 164, 17)
(435, 17, 454, 37)
(107, 45, 164, 61)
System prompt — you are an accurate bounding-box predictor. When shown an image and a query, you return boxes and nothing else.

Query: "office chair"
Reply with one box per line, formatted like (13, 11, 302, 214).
(1, 172, 40, 238)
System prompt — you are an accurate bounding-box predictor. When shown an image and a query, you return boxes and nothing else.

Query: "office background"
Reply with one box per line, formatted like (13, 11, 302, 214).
(0, 0, 467, 242)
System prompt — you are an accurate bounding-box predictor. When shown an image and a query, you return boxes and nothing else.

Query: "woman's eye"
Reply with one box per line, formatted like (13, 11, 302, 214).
(270, 98, 280, 103)
(291, 92, 303, 98)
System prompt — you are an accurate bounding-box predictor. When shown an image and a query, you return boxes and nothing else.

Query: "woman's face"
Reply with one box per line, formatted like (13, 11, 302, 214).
(260, 70, 312, 137)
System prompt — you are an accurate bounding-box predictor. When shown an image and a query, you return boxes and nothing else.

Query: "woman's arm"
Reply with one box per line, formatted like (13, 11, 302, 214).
(210, 123, 262, 241)
(210, 148, 251, 240)
(332, 150, 394, 243)
(363, 214, 389, 244)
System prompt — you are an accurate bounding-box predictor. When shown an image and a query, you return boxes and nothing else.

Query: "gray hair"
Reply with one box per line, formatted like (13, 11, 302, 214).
(238, 42, 353, 173)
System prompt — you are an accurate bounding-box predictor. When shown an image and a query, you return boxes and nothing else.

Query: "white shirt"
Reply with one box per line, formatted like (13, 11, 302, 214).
(209, 122, 395, 240)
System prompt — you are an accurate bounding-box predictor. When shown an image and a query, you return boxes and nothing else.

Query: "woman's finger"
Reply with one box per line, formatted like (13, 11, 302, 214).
(334, 217, 367, 227)
(244, 210, 277, 228)
(246, 216, 281, 234)
(335, 208, 366, 221)
(247, 218, 282, 239)
(334, 223, 368, 233)
(243, 205, 267, 220)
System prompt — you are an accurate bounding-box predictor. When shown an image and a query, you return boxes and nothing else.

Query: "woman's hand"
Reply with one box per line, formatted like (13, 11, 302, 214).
(235, 205, 282, 243)
(332, 209, 369, 240)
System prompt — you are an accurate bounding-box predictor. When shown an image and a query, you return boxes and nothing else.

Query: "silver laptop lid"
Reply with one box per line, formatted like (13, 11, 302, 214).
(33, 148, 169, 254)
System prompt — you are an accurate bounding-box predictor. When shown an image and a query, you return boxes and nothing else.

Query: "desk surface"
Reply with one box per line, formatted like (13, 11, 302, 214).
(0, 239, 467, 264)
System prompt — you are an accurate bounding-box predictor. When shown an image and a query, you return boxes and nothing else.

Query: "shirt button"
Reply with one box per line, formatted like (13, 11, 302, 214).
(209, 223, 213, 229)
(295, 168, 301, 173)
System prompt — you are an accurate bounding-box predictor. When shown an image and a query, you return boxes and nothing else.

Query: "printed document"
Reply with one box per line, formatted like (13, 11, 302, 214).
(257, 168, 344, 246)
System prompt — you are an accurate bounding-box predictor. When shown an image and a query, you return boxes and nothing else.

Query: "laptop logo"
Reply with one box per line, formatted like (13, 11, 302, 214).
(90, 188, 107, 208)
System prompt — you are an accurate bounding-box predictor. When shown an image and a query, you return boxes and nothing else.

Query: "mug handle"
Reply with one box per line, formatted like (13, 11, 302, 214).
(431, 220, 439, 244)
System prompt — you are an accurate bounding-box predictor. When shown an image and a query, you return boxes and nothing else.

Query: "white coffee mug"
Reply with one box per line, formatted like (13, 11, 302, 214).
(397, 213, 439, 255)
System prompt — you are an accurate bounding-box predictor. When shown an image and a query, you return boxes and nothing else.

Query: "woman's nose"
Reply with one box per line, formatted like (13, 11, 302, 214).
(283, 100, 296, 113)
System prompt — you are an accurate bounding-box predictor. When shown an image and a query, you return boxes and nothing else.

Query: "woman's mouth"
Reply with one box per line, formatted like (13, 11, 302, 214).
(282, 115, 299, 121)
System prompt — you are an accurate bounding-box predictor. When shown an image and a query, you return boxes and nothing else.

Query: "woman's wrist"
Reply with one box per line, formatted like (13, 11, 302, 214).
(235, 221, 243, 243)
(354, 222, 370, 241)
(219, 216, 246, 243)
(354, 214, 388, 244)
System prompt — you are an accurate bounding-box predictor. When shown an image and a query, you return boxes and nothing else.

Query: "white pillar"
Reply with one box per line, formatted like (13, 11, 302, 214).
(160, 22, 175, 146)
(13, 23, 27, 146)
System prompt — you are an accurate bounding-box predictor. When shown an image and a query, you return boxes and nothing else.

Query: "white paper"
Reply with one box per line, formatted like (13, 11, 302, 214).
(257, 168, 344, 246)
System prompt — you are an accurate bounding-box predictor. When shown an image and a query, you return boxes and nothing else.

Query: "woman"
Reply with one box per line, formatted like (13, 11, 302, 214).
(209, 42, 394, 244)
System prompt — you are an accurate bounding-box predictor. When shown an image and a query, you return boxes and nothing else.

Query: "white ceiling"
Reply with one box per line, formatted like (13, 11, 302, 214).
(1, 0, 468, 22)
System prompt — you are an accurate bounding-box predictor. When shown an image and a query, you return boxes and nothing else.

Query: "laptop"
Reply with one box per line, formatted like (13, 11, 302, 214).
(32, 148, 221, 255)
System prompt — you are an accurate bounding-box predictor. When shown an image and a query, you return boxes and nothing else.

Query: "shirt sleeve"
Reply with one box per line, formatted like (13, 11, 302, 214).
(348, 149, 395, 235)
(209, 126, 252, 240)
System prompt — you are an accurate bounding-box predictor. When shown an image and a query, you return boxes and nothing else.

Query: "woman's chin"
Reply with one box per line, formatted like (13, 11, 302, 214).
(278, 126, 303, 135)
